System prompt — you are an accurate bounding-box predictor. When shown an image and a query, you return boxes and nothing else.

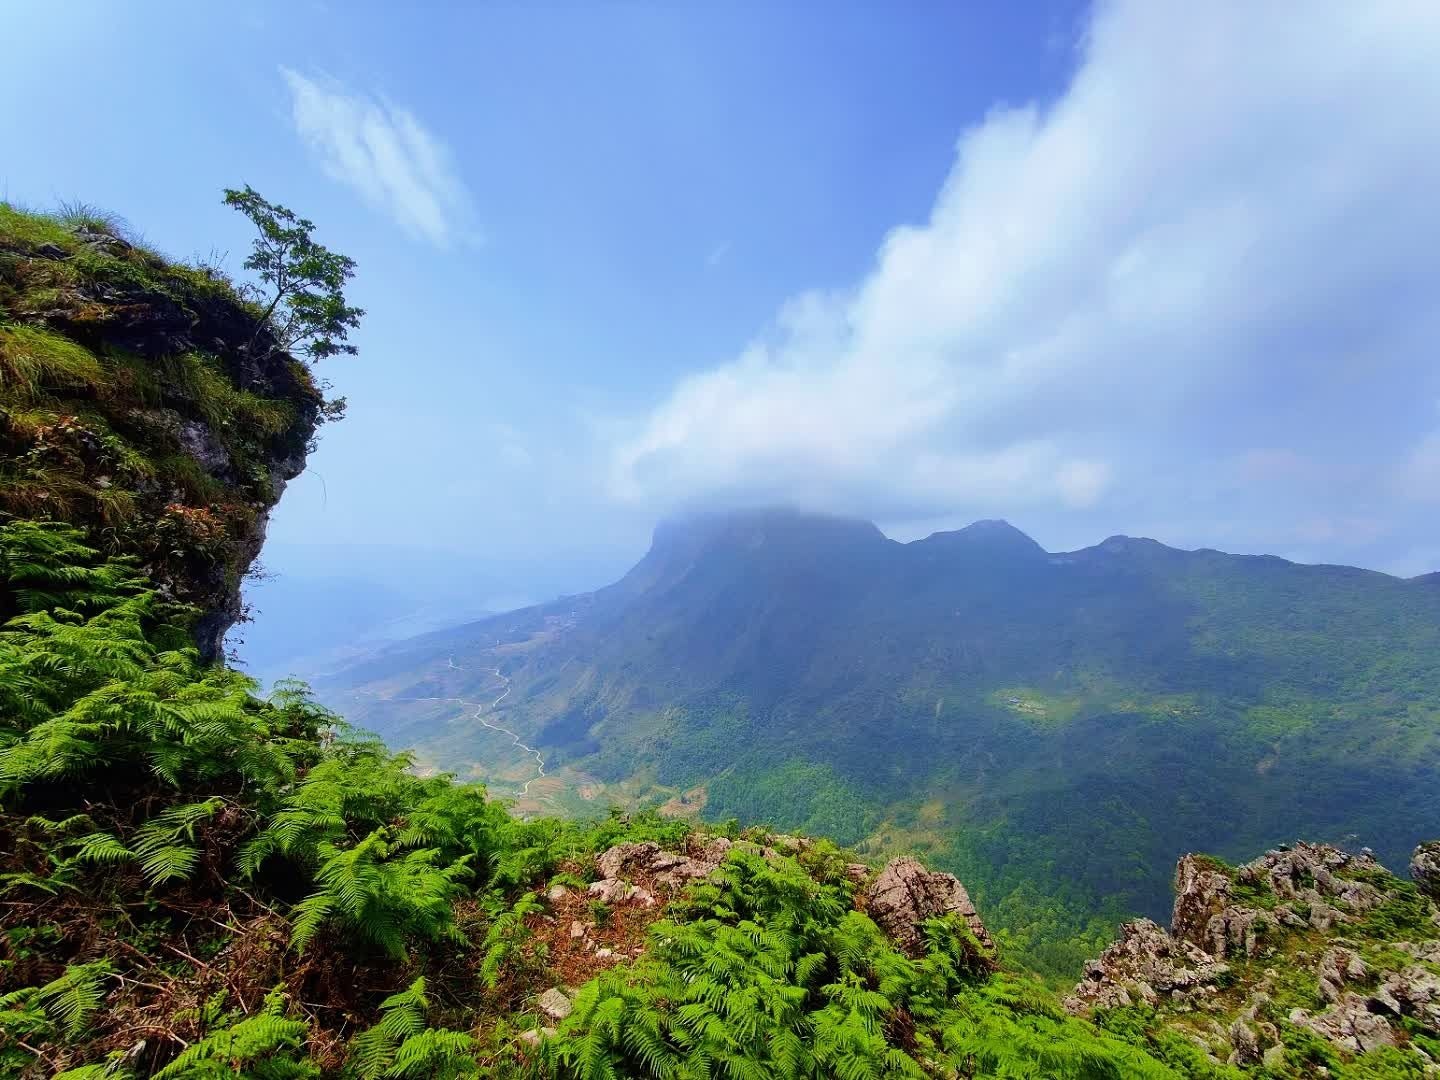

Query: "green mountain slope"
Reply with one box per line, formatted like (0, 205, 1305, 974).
(6, 200, 1440, 1077)
(324, 509, 1440, 976)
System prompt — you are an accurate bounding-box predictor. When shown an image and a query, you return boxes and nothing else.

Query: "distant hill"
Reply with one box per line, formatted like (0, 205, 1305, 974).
(322, 508, 1440, 975)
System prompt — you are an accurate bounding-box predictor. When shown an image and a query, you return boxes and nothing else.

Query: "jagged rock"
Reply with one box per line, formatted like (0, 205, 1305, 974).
(537, 988, 573, 1022)
(1317, 947, 1368, 1004)
(586, 878, 657, 906)
(861, 857, 993, 960)
(1290, 992, 1396, 1054)
(1172, 856, 1234, 948)
(518, 1027, 557, 1047)
(1373, 966, 1440, 1030)
(1398, 940, 1440, 965)
(1413, 841, 1440, 902)
(845, 863, 872, 886)
(568, 920, 586, 939)
(1205, 905, 1275, 959)
(1066, 918, 1229, 1014)
(698, 836, 733, 863)
(1228, 1018, 1261, 1065)
(176, 418, 233, 478)
(587, 878, 636, 903)
(1079, 839, 1438, 1066)
(75, 228, 133, 255)
(1174, 846, 1384, 960)
(546, 884, 570, 902)
(1240, 842, 1386, 911)
(1273, 904, 1308, 928)
(597, 841, 663, 881)
(595, 838, 726, 890)
(1306, 898, 1347, 932)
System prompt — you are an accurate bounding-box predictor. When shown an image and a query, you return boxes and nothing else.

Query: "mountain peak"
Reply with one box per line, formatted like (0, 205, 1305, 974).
(650, 507, 886, 555)
(914, 518, 1046, 559)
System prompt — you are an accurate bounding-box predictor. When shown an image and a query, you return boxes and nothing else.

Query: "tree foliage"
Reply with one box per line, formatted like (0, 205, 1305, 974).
(223, 185, 364, 362)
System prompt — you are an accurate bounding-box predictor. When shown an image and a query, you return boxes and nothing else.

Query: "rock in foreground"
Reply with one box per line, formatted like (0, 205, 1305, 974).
(861, 856, 994, 961)
(1069, 840, 1440, 1072)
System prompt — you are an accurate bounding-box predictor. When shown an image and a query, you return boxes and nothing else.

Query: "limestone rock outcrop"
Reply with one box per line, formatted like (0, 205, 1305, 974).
(1289, 993, 1397, 1055)
(1373, 965, 1440, 1029)
(0, 220, 325, 659)
(1170, 845, 1386, 963)
(1317, 946, 1367, 1004)
(860, 857, 993, 960)
(1065, 918, 1228, 1012)
(590, 835, 737, 905)
(1071, 840, 1440, 1067)
(1413, 841, 1440, 902)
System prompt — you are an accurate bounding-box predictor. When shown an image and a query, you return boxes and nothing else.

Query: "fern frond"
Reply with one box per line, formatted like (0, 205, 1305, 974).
(33, 960, 111, 1039)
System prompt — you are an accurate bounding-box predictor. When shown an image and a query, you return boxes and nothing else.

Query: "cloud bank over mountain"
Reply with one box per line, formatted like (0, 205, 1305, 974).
(611, 1, 1440, 571)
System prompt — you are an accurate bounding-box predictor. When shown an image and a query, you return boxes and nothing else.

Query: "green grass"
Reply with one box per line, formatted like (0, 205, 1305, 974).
(169, 352, 295, 438)
(0, 203, 78, 251)
(0, 325, 108, 402)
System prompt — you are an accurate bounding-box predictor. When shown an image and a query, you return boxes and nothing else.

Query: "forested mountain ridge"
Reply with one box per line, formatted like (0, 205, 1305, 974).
(326, 508, 1440, 976)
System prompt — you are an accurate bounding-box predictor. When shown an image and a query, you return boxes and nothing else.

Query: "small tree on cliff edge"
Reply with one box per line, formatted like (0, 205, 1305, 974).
(223, 185, 364, 362)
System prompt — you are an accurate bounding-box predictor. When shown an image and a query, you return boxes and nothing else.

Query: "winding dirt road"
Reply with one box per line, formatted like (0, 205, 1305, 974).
(466, 665, 547, 797)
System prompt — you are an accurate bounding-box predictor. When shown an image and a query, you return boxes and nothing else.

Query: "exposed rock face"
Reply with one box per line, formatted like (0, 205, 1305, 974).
(0, 222, 325, 660)
(1238, 842, 1386, 913)
(1065, 918, 1228, 1013)
(1373, 965, 1440, 1029)
(1170, 856, 1234, 949)
(1171, 855, 1274, 959)
(586, 878, 656, 906)
(1073, 840, 1440, 1068)
(861, 857, 993, 960)
(594, 838, 730, 894)
(1170, 845, 1386, 963)
(1317, 946, 1367, 1004)
(1289, 993, 1397, 1054)
(1413, 841, 1440, 901)
(596, 841, 664, 882)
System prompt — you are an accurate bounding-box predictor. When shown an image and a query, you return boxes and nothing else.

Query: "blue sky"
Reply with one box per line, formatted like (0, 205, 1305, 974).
(8, 1, 1440, 651)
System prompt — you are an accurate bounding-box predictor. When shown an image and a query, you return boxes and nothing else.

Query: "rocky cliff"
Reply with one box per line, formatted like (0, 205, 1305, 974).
(1069, 839, 1440, 1073)
(0, 204, 324, 657)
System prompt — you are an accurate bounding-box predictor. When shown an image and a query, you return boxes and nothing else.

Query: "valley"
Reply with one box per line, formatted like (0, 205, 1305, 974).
(321, 509, 1440, 978)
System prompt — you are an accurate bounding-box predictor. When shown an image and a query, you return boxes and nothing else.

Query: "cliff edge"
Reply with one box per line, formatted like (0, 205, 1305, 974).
(0, 202, 324, 657)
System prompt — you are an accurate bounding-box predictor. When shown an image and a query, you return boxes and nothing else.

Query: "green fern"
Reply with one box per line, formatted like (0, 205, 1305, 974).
(53, 1066, 133, 1080)
(346, 978, 478, 1079)
(479, 891, 544, 988)
(150, 992, 314, 1079)
(287, 828, 470, 957)
(12, 960, 113, 1040)
(131, 797, 223, 885)
(383, 1029, 478, 1078)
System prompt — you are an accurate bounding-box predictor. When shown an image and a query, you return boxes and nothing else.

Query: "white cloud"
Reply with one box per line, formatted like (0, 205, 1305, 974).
(281, 69, 476, 246)
(608, 1, 1440, 544)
